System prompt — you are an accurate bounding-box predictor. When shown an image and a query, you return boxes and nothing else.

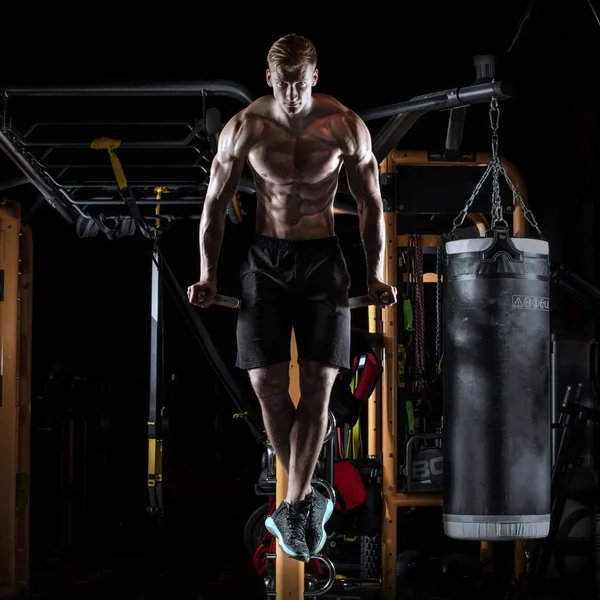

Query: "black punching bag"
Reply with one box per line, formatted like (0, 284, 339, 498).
(443, 228, 551, 540)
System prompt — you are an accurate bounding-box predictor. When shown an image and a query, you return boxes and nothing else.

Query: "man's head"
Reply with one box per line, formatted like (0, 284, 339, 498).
(266, 33, 318, 116)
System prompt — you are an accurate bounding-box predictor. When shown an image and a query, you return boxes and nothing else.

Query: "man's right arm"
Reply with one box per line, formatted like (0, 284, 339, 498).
(199, 113, 252, 284)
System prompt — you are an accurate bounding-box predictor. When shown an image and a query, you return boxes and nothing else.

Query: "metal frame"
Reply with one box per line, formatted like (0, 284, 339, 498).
(0, 71, 519, 599)
(0, 79, 512, 230)
(375, 149, 529, 600)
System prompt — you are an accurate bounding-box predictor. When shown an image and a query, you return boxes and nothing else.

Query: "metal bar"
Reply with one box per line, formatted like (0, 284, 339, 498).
(12, 126, 204, 148)
(73, 197, 207, 205)
(62, 176, 256, 201)
(359, 81, 513, 122)
(445, 107, 467, 155)
(371, 112, 423, 164)
(0, 130, 75, 223)
(365, 81, 514, 163)
(147, 245, 162, 519)
(23, 121, 197, 137)
(53, 181, 204, 188)
(3, 80, 256, 105)
(37, 162, 204, 169)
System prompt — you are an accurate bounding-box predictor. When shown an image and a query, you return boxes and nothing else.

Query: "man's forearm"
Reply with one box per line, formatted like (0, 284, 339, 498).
(199, 200, 226, 282)
(359, 195, 385, 283)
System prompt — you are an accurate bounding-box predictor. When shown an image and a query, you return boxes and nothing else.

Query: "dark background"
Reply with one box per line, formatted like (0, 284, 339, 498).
(1, 2, 599, 598)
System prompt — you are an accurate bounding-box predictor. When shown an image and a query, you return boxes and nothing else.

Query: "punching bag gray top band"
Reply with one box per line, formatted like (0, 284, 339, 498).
(443, 229, 551, 541)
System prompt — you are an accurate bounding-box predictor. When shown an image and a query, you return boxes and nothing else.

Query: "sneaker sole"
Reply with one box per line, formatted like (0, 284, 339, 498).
(264, 516, 309, 563)
(310, 498, 335, 556)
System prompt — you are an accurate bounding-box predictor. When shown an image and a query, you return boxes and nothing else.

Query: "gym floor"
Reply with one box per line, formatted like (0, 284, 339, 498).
(27, 556, 593, 600)
(27, 535, 595, 600)
(29, 554, 267, 600)
(28, 514, 268, 600)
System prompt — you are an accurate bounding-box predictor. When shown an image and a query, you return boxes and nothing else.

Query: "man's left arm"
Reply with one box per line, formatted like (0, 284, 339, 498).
(340, 112, 397, 307)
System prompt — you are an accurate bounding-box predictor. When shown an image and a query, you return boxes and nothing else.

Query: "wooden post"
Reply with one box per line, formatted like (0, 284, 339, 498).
(0, 201, 31, 598)
(275, 329, 304, 598)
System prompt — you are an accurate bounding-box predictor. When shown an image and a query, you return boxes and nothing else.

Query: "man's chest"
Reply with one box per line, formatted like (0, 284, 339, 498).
(248, 128, 342, 184)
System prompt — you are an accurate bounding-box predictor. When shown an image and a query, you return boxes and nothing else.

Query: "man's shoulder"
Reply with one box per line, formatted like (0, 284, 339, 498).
(313, 93, 351, 114)
(225, 97, 272, 134)
(242, 95, 274, 118)
(313, 94, 361, 125)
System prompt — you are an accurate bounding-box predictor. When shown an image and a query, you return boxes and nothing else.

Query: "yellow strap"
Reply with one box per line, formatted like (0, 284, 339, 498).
(232, 411, 249, 419)
(344, 370, 361, 459)
(352, 417, 361, 458)
(90, 136, 128, 190)
(154, 187, 169, 228)
(154, 186, 169, 201)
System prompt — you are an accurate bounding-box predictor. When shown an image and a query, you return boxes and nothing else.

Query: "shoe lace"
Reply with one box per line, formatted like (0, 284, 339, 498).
(288, 509, 307, 543)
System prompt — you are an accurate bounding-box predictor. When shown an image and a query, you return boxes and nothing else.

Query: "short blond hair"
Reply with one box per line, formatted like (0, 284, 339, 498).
(267, 33, 317, 71)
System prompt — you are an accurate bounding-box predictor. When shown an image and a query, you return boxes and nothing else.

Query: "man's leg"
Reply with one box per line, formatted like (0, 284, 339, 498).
(247, 360, 338, 503)
(291, 238, 352, 555)
(247, 363, 294, 477)
(247, 362, 315, 562)
(286, 359, 339, 504)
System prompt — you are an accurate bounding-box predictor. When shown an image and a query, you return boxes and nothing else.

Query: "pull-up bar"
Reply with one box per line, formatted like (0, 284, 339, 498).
(2, 80, 256, 104)
(0, 74, 514, 223)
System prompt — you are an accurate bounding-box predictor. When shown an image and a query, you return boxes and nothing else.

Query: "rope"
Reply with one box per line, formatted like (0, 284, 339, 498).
(435, 245, 442, 370)
(411, 234, 427, 395)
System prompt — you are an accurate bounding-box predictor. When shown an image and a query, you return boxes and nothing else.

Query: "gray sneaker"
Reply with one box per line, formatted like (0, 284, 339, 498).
(265, 499, 311, 562)
(305, 487, 334, 556)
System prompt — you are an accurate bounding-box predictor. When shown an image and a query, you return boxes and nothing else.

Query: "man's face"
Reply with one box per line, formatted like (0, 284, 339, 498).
(266, 63, 318, 116)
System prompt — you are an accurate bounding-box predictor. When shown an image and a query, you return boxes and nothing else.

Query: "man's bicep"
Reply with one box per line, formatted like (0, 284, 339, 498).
(344, 151, 381, 202)
(341, 113, 381, 201)
(205, 117, 250, 205)
(205, 152, 245, 207)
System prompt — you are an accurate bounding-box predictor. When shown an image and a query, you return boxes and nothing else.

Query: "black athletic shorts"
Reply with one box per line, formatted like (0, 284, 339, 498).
(235, 235, 351, 371)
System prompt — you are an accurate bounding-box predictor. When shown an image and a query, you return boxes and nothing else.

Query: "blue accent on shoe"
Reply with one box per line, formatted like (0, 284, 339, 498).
(310, 497, 334, 555)
(264, 500, 310, 562)
(306, 486, 335, 556)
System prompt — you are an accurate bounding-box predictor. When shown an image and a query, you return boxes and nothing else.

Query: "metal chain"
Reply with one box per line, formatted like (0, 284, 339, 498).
(448, 162, 492, 236)
(448, 95, 545, 240)
(498, 162, 545, 240)
(489, 98, 507, 230)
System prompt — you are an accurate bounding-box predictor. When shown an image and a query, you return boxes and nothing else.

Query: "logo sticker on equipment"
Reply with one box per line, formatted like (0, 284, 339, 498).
(512, 295, 549, 311)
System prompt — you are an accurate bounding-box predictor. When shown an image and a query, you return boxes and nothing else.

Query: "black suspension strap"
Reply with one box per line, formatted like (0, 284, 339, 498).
(152, 243, 267, 446)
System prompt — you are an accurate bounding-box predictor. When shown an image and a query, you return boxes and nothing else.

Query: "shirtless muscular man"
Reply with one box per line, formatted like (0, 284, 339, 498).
(188, 33, 397, 562)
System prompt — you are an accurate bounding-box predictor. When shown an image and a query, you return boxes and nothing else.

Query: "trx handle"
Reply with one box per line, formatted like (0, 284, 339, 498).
(91, 136, 146, 222)
(195, 291, 391, 309)
(196, 293, 242, 309)
(348, 292, 391, 308)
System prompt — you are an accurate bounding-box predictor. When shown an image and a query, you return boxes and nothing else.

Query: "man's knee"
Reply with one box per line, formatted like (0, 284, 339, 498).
(248, 362, 290, 401)
(298, 359, 339, 399)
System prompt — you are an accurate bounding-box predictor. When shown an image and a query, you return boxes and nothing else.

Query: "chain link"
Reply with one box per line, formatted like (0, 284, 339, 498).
(449, 162, 492, 235)
(498, 162, 545, 240)
(449, 94, 544, 240)
(489, 98, 507, 230)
